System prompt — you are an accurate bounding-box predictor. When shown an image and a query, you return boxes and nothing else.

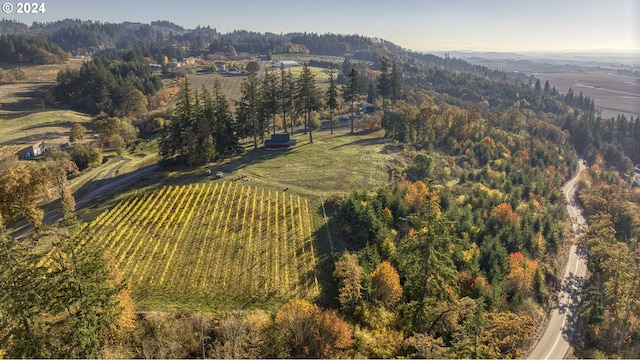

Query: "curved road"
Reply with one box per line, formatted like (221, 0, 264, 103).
(74, 164, 157, 209)
(12, 164, 157, 240)
(528, 160, 588, 359)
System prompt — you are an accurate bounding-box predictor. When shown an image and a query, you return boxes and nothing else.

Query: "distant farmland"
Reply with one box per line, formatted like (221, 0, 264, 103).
(463, 55, 640, 119)
(534, 70, 640, 119)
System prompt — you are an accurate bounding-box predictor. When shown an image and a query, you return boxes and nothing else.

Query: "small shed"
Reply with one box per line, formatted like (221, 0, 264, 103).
(264, 133, 297, 149)
(17, 142, 45, 159)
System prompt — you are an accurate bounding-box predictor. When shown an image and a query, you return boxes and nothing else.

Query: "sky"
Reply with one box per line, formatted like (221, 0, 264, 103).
(2, 0, 638, 52)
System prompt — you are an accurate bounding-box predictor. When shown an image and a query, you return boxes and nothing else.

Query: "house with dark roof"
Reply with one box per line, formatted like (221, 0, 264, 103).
(264, 134, 297, 149)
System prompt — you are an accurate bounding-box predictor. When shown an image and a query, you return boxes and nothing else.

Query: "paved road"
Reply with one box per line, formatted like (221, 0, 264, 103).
(528, 160, 588, 359)
(12, 164, 157, 240)
(75, 164, 157, 208)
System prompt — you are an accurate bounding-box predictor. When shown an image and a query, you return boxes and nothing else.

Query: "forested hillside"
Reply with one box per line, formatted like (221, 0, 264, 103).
(0, 34, 68, 64)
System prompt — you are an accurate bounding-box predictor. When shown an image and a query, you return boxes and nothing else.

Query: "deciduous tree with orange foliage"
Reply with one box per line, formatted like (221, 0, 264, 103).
(506, 252, 538, 295)
(402, 180, 441, 217)
(0, 156, 50, 229)
(371, 261, 403, 307)
(491, 203, 519, 224)
(273, 298, 353, 358)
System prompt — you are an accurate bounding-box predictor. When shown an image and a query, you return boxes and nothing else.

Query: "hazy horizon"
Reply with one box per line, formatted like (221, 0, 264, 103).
(2, 0, 638, 53)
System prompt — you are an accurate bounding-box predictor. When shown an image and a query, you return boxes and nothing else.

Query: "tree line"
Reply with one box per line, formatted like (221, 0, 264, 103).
(0, 34, 68, 65)
(52, 49, 162, 117)
(159, 60, 403, 165)
(575, 162, 640, 358)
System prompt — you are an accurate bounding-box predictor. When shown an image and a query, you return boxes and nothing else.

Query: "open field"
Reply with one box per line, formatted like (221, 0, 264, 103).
(460, 54, 640, 119)
(0, 109, 92, 146)
(182, 63, 331, 106)
(534, 70, 640, 119)
(164, 128, 396, 199)
(69, 181, 321, 310)
(181, 72, 244, 104)
(0, 60, 89, 150)
(1, 59, 84, 82)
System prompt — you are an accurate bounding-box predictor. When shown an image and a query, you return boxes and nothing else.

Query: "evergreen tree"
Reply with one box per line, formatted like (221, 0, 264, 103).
(279, 66, 293, 134)
(236, 71, 262, 149)
(296, 63, 322, 144)
(171, 78, 195, 163)
(0, 220, 50, 358)
(342, 68, 362, 134)
(367, 81, 376, 104)
(47, 214, 122, 358)
(193, 86, 215, 164)
(211, 80, 237, 155)
(261, 68, 279, 135)
(389, 61, 402, 101)
(378, 56, 391, 108)
(325, 65, 340, 135)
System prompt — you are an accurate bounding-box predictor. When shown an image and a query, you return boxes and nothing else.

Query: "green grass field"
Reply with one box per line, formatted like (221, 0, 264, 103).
(230, 130, 393, 197)
(0, 109, 93, 146)
(0, 60, 89, 150)
(162, 128, 396, 200)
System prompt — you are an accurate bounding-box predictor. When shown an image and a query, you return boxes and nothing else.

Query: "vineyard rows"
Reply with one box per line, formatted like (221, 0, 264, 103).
(85, 181, 320, 309)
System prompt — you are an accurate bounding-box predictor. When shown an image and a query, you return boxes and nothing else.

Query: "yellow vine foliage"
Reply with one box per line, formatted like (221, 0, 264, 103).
(107, 262, 136, 339)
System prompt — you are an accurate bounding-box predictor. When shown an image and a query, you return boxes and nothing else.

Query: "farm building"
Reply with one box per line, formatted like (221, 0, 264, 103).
(273, 60, 299, 68)
(362, 102, 376, 114)
(215, 61, 226, 72)
(264, 133, 297, 149)
(17, 142, 46, 159)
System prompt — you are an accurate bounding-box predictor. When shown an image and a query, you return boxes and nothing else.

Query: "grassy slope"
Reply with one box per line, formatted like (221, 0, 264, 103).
(0, 60, 88, 149)
(0, 110, 93, 146)
(164, 128, 395, 200)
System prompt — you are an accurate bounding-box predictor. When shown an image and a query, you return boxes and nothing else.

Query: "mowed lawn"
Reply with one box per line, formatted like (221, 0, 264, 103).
(210, 128, 396, 199)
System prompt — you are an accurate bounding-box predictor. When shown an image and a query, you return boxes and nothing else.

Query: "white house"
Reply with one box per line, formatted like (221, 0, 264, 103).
(273, 60, 299, 68)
